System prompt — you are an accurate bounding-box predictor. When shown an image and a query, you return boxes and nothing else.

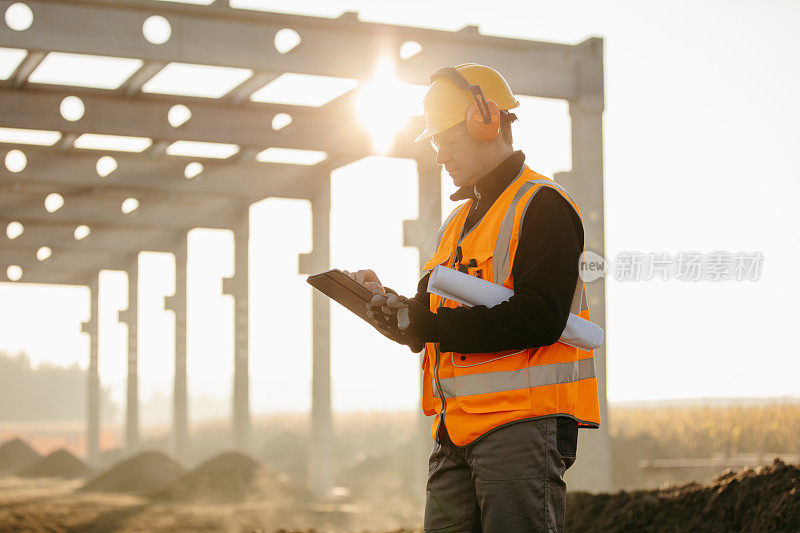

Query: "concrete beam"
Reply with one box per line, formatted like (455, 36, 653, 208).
(0, 191, 231, 286)
(0, 267, 94, 285)
(121, 61, 166, 97)
(0, 243, 131, 272)
(0, 186, 240, 230)
(10, 51, 45, 88)
(0, 86, 371, 156)
(225, 72, 280, 105)
(0, 0, 598, 100)
(0, 142, 371, 204)
(0, 219, 175, 253)
(0, 144, 324, 202)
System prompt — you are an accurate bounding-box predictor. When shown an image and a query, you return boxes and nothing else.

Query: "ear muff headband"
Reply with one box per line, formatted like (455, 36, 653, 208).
(430, 67, 501, 142)
(430, 67, 492, 124)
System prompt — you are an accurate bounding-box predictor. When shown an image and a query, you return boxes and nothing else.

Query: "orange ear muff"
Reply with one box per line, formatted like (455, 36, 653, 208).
(430, 66, 503, 142)
(465, 97, 500, 142)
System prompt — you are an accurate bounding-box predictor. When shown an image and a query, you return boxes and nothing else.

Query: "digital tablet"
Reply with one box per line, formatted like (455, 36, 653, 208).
(306, 269, 374, 322)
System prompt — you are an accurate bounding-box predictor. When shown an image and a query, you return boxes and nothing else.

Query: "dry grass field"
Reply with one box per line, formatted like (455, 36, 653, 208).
(609, 400, 800, 489)
(610, 401, 800, 455)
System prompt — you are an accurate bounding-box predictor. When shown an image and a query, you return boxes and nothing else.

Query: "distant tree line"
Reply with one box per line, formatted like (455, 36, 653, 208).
(0, 351, 117, 422)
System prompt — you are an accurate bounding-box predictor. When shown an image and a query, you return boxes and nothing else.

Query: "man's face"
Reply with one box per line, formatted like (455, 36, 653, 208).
(431, 124, 495, 188)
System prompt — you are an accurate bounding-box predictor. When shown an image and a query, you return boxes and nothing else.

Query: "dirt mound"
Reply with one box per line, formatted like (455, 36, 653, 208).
(567, 458, 800, 532)
(0, 438, 42, 472)
(18, 449, 91, 479)
(151, 450, 304, 504)
(81, 451, 186, 494)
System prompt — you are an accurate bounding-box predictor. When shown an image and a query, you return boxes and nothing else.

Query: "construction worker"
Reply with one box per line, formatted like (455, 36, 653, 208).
(349, 64, 600, 532)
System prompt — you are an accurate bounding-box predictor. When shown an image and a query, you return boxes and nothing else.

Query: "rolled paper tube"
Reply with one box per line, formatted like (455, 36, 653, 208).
(427, 265, 604, 350)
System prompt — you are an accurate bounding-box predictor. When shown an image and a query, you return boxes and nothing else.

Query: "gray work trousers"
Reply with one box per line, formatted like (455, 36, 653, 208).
(424, 417, 577, 533)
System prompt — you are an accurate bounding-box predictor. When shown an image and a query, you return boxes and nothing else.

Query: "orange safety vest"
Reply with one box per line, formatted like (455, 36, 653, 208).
(421, 165, 601, 446)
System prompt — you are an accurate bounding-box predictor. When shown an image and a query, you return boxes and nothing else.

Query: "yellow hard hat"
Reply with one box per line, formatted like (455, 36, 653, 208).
(414, 63, 519, 143)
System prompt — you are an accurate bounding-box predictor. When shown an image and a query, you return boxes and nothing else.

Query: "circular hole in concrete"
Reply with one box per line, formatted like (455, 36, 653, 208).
(96, 156, 118, 178)
(168, 104, 192, 128)
(36, 246, 51, 261)
(5, 149, 26, 172)
(60, 96, 85, 121)
(274, 28, 301, 54)
(5, 221, 23, 239)
(143, 15, 171, 45)
(184, 162, 203, 179)
(399, 41, 422, 60)
(6, 265, 22, 281)
(74, 224, 91, 240)
(121, 198, 139, 214)
(5, 3, 33, 31)
(271, 113, 292, 131)
(44, 193, 64, 213)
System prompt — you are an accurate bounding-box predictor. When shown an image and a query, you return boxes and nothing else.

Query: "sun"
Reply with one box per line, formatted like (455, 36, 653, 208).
(355, 57, 425, 154)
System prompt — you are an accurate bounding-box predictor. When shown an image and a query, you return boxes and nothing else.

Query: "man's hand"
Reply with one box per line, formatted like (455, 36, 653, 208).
(343, 269, 385, 295)
(367, 292, 410, 329)
(365, 292, 437, 353)
(342, 269, 434, 352)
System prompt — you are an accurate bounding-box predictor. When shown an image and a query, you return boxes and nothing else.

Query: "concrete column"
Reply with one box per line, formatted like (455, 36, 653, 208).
(81, 275, 100, 466)
(403, 157, 441, 499)
(223, 211, 251, 451)
(299, 178, 333, 497)
(118, 259, 140, 455)
(165, 237, 189, 463)
(403, 157, 442, 266)
(556, 37, 612, 492)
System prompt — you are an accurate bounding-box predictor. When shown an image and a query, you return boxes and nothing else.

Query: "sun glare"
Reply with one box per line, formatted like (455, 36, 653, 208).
(355, 57, 425, 154)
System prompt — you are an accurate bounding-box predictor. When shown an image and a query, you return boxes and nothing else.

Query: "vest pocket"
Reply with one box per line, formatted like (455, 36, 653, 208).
(459, 251, 494, 281)
(451, 349, 533, 413)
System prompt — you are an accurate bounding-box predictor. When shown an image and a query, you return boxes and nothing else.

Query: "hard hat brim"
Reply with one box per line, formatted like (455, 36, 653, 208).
(414, 124, 437, 144)
(414, 119, 467, 144)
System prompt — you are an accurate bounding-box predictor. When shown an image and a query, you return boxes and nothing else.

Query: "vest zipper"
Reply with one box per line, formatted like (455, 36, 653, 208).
(433, 289, 449, 438)
(433, 341, 445, 438)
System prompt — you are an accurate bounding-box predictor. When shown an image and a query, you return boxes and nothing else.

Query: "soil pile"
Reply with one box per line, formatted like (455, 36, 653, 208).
(81, 451, 186, 494)
(18, 449, 91, 479)
(567, 458, 800, 532)
(151, 450, 305, 504)
(0, 438, 42, 472)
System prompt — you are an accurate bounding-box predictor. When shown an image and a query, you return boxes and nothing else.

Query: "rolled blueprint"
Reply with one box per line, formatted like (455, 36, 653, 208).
(427, 265, 604, 351)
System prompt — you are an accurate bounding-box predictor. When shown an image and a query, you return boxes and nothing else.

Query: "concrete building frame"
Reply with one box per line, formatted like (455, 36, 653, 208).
(0, 0, 609, 493)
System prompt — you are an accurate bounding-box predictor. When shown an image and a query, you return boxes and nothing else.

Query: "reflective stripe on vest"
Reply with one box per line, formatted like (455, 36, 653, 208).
(493, 178, 578, 284)
(431, 206, 462, 264)
(490, 177, 589, 317)
(570, 276, 590, 314)
(432, 357, 596, 399)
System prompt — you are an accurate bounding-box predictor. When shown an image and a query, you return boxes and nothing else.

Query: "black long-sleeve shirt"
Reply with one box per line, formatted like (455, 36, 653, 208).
(413, 151, 584, 355)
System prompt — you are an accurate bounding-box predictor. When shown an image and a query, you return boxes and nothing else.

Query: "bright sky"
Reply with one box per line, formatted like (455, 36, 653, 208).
(1, 0, 799, 430)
